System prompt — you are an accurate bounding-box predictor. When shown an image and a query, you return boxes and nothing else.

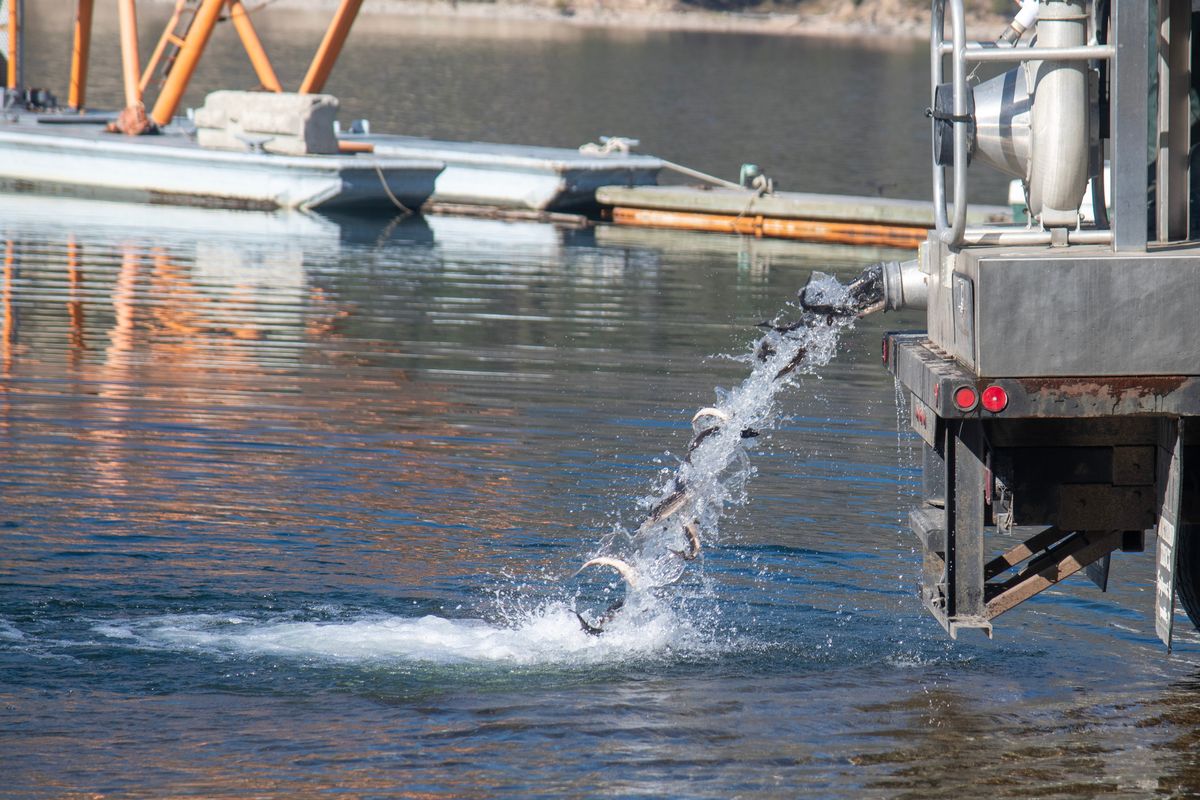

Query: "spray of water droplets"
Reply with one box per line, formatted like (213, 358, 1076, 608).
(567, 272, 860, 633)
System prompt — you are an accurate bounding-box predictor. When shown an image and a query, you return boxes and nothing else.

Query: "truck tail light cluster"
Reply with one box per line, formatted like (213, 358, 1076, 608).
(952, 384, 1009, 413)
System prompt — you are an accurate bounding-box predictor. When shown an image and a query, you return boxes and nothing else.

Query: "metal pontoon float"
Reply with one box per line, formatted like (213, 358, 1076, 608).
(343, 134, 663, 213)
(0, 114, 443, 212)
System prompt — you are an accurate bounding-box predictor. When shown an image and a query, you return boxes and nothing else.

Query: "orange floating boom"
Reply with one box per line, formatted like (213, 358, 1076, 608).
(150, 0, 226, 128)
(299, 0, 364, 94)
(610, 207, 928, 249)
(68, 0, 94, 109)
(228, 0, 282, 92)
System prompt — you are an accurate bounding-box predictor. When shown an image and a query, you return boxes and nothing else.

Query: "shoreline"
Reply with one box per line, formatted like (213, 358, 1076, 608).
(245, 0, 1010, 42)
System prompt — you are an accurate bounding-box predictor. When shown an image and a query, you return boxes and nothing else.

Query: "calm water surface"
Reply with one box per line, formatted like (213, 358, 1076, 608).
(5, 10, 1200, 799)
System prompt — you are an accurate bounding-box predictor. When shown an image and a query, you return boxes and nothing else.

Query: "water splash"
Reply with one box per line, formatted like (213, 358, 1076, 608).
(88, 272, 868, 666)
(90, 597, 727, 667)
(572, 272, 861, 629)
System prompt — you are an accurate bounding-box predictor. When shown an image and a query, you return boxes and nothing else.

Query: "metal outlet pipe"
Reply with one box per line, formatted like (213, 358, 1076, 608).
(882, 259, 929, 311)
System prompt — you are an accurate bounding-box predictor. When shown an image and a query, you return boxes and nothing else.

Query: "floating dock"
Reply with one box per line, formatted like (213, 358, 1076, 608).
(597, 185, 1011, 248)
(343, 135, 662, 213)
(0, 114, 443, 212)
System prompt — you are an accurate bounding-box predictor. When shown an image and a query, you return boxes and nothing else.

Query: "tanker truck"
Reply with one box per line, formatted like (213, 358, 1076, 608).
(832, 1, 1200, 646)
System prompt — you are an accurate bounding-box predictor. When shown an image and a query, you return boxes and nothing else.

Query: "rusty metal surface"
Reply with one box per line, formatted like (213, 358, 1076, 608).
(985, 530, 1123, 618)
(887, 333, 1200, 419)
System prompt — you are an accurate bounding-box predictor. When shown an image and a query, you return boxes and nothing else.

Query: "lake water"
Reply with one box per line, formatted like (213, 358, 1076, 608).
(5, 9, 1200, 799)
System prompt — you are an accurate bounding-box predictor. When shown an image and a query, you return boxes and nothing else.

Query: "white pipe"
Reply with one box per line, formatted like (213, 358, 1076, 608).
(959, 226, 1112, 246)
(943, 0, 969, 246)
(1013, 0, 1041, 35)
(931, 0, 949, 234)
(949, 44, 1114, 62)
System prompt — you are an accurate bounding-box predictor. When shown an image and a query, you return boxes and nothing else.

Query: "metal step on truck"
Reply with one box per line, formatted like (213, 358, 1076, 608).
(833, 1, 1200, 646)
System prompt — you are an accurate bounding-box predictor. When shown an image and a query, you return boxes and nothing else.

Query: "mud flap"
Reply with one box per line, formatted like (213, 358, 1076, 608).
(1155, 419, 1184, 649)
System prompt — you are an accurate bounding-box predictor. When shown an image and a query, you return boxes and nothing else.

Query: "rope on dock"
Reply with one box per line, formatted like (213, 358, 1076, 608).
(657, 160, 745, 192)
(577, 137, 749, 193)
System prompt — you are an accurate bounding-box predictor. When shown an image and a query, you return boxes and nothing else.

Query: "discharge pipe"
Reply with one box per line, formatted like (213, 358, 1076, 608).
(880, 259, 927, 311)
(797, 258, 925, 316)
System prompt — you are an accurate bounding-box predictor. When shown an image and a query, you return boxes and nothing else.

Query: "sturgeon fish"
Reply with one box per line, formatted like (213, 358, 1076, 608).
(671, 520, 702, 561)
(577, 555, 640, 589)
(574, 556, 640, 636)
(648, 483, 689, 523)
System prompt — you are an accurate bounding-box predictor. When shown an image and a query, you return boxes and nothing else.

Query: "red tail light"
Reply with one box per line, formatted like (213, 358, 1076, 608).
(953, 386, 978, 411)
(982, 385, 1009, 413)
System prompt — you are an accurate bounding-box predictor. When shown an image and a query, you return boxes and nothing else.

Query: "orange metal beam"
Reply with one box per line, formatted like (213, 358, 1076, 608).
(298, 0, 364, 94)
(117, 0, 142, 109)
(5, 0, 20, 90)
(610, 207, 929, 249)
(68, 0, 95, 110)
(140, 0, 189, 95)
(150, 0, 226, 127)
(227, 0, 282, 92)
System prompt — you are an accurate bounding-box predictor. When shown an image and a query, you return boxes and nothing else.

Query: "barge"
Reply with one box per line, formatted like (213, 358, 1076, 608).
(0, 112, 442, 212)
(0, 0, 657, 215)
(347, 134, 662, 214)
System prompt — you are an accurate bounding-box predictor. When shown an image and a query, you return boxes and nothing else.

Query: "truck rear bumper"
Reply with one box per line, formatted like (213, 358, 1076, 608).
(884, 332, 1200, 419)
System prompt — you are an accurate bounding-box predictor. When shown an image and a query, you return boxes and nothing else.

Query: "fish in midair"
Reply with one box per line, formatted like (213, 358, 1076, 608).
(574, 556, 640, 636)
(671, 520, 702, 561)
(648, 483, 688, 523)
(774, 346, 808, 380)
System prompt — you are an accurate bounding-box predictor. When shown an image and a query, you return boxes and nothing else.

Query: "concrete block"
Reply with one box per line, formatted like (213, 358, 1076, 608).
(194, 90, 339, 156)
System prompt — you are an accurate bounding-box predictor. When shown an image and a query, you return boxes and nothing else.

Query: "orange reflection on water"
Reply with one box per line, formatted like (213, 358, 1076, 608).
(2, 238, 13, 378)
(66, 234, 87, 366)
(90, 241, 141, 493)
(3, 231, 535, 592)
